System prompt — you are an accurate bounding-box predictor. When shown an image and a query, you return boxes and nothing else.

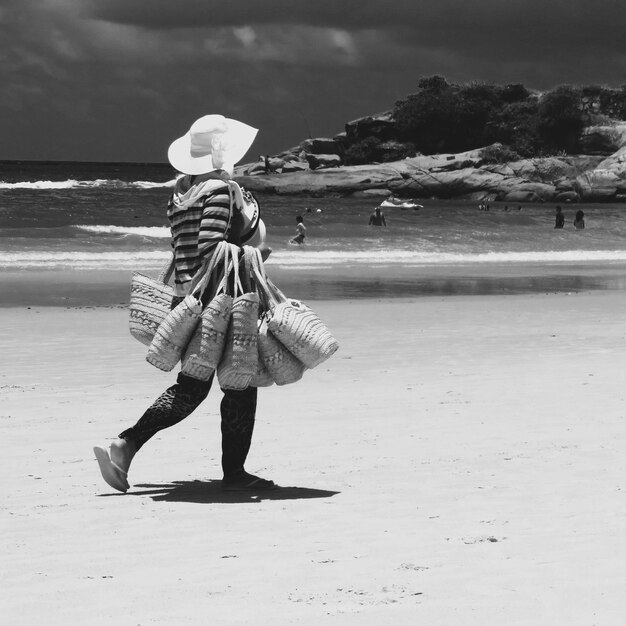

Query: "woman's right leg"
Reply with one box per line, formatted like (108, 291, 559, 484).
(113, 372, 214, 472)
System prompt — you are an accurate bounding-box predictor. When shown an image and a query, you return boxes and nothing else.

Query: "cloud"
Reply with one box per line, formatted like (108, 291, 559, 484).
(233, 26, 256, 48)
(80, 0, 626, 78)
(1, 0, 626, 161)
(88, 0, 626, 46)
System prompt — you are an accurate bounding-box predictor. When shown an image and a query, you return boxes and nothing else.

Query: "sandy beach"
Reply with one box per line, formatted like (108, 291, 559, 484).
(2, 291, 626, 624)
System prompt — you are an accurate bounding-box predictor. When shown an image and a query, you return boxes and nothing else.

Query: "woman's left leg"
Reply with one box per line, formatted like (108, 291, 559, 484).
(219, 386, 275, 490)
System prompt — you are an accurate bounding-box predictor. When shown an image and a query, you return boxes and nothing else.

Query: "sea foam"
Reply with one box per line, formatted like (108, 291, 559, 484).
(0, 178, 176, 190)
(74, 225, 170, 237)
(3, 248, 626, 270)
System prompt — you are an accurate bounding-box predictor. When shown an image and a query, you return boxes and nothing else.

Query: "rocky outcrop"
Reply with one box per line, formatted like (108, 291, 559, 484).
(233, 117, 626, 201)
(236, 137, 345, 176)
(236, 145, 619, 202)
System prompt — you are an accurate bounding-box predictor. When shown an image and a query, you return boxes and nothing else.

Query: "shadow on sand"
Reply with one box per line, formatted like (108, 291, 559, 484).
(111, 480, 340, 504)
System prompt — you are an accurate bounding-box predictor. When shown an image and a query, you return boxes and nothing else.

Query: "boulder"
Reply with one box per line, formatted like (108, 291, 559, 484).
(579, 124, 626, 155)
(345, 111, 397, 142)
(575, 168, 619, 201)
(554, 190, 579, 203)
(243, 162, 267, 176)
(306, 153, 342, 170)
(268, 157, 285, 171)
(502, 184, 556, 202)
(281, 160, 309, 173)
(508, 158, 577, 183)
(376, 140, 416, 162)
(300, 138, 341, 155)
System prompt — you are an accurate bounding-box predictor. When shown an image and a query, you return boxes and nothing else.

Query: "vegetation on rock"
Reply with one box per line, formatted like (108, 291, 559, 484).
(390, 76, 626, 158)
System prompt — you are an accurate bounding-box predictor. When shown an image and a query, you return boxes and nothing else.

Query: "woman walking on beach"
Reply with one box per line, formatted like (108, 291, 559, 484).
(94, 114, 274, 493)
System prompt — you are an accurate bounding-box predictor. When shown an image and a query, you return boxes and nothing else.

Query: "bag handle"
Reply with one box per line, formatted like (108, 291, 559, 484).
(187, 240, 227, 298)
(241, 246, 260, 294)
(256, 249, 288, 304)
(215, 241, 231, 296)
(157, 254, 176, 285)
(250, 248, 271, 313)
(220, 243, 243, 298)
(251, 249, 285, 311)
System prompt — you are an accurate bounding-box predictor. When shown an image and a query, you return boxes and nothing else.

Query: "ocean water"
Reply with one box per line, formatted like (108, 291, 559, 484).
(2, 160, 626, 303)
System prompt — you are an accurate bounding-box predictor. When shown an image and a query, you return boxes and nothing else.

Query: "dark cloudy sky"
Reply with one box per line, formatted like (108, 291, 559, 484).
(1, 0, 625, 162)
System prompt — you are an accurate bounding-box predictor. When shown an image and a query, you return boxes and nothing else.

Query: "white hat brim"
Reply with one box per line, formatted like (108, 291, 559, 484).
(167, 118, 258, 175)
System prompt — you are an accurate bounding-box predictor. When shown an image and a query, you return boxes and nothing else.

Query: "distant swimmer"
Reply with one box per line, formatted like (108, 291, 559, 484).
(554, 206, 565, 229)
(289, 215, 306, 245)
(368, 206, 387, 226)
(573, 209, 585, 230)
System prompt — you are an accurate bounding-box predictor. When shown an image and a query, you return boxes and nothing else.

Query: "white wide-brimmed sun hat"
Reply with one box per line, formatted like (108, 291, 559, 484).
(167, 114, 258, 175)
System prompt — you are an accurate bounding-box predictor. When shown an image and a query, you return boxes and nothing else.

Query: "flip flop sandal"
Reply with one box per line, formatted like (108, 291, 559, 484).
(93, 446, 130, 493)
(222, 475, 277, 492)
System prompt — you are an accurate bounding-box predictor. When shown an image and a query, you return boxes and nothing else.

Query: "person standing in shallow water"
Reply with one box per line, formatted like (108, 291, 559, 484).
(574, 209, 585, 230)
(289, 215, 306, 245)
(554, 206, 565, 229)
(368, 206, 387, 226)
(93, 114, 275, 494)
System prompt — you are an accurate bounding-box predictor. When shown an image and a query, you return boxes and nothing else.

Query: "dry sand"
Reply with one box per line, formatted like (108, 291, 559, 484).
(2, 292, 626, 624)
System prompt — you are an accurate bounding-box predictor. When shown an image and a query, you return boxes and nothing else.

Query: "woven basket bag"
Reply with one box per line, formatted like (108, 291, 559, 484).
(252, 253, 338, 369)
(217, 245, 260, 390)
(250, 337, 275, 388)
(145, 253, 216, 372)
(145, 294, 203, 371)
(181, 243, 233, 380)
(257, 317, 305, 386)
(129, 257, 175, 346)
(247, 248, 305, 386)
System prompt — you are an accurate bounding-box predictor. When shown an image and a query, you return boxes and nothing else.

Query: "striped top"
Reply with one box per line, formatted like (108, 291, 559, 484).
(167, 176, 233, 296)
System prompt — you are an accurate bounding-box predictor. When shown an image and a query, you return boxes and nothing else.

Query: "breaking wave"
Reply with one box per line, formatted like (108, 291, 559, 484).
(0, 178, 176, 190)
(3, 248, 626, 270)
(74, 225, 170, 237)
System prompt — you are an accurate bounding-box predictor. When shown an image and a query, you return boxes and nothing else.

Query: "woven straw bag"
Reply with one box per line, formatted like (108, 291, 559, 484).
(145, 253, 215, 372)
(247, 250, 305, 386)
(257, 316, 305, 386)
(180, 242, 233, 380)
(250, 334, 275, 388)
(252, 252, 339, 369)
(217, 245, 260, 390)
(146, 294, 202, 371)
(129, 257, 175, 346)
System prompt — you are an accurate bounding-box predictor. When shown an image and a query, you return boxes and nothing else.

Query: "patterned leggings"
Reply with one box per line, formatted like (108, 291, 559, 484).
(119, 372, 257, 476)
(119, 296, 257, 476)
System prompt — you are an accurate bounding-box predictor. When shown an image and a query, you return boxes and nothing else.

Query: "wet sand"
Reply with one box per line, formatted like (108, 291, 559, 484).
(2, 291, 626, 623)
(3, 260, 626, 307)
